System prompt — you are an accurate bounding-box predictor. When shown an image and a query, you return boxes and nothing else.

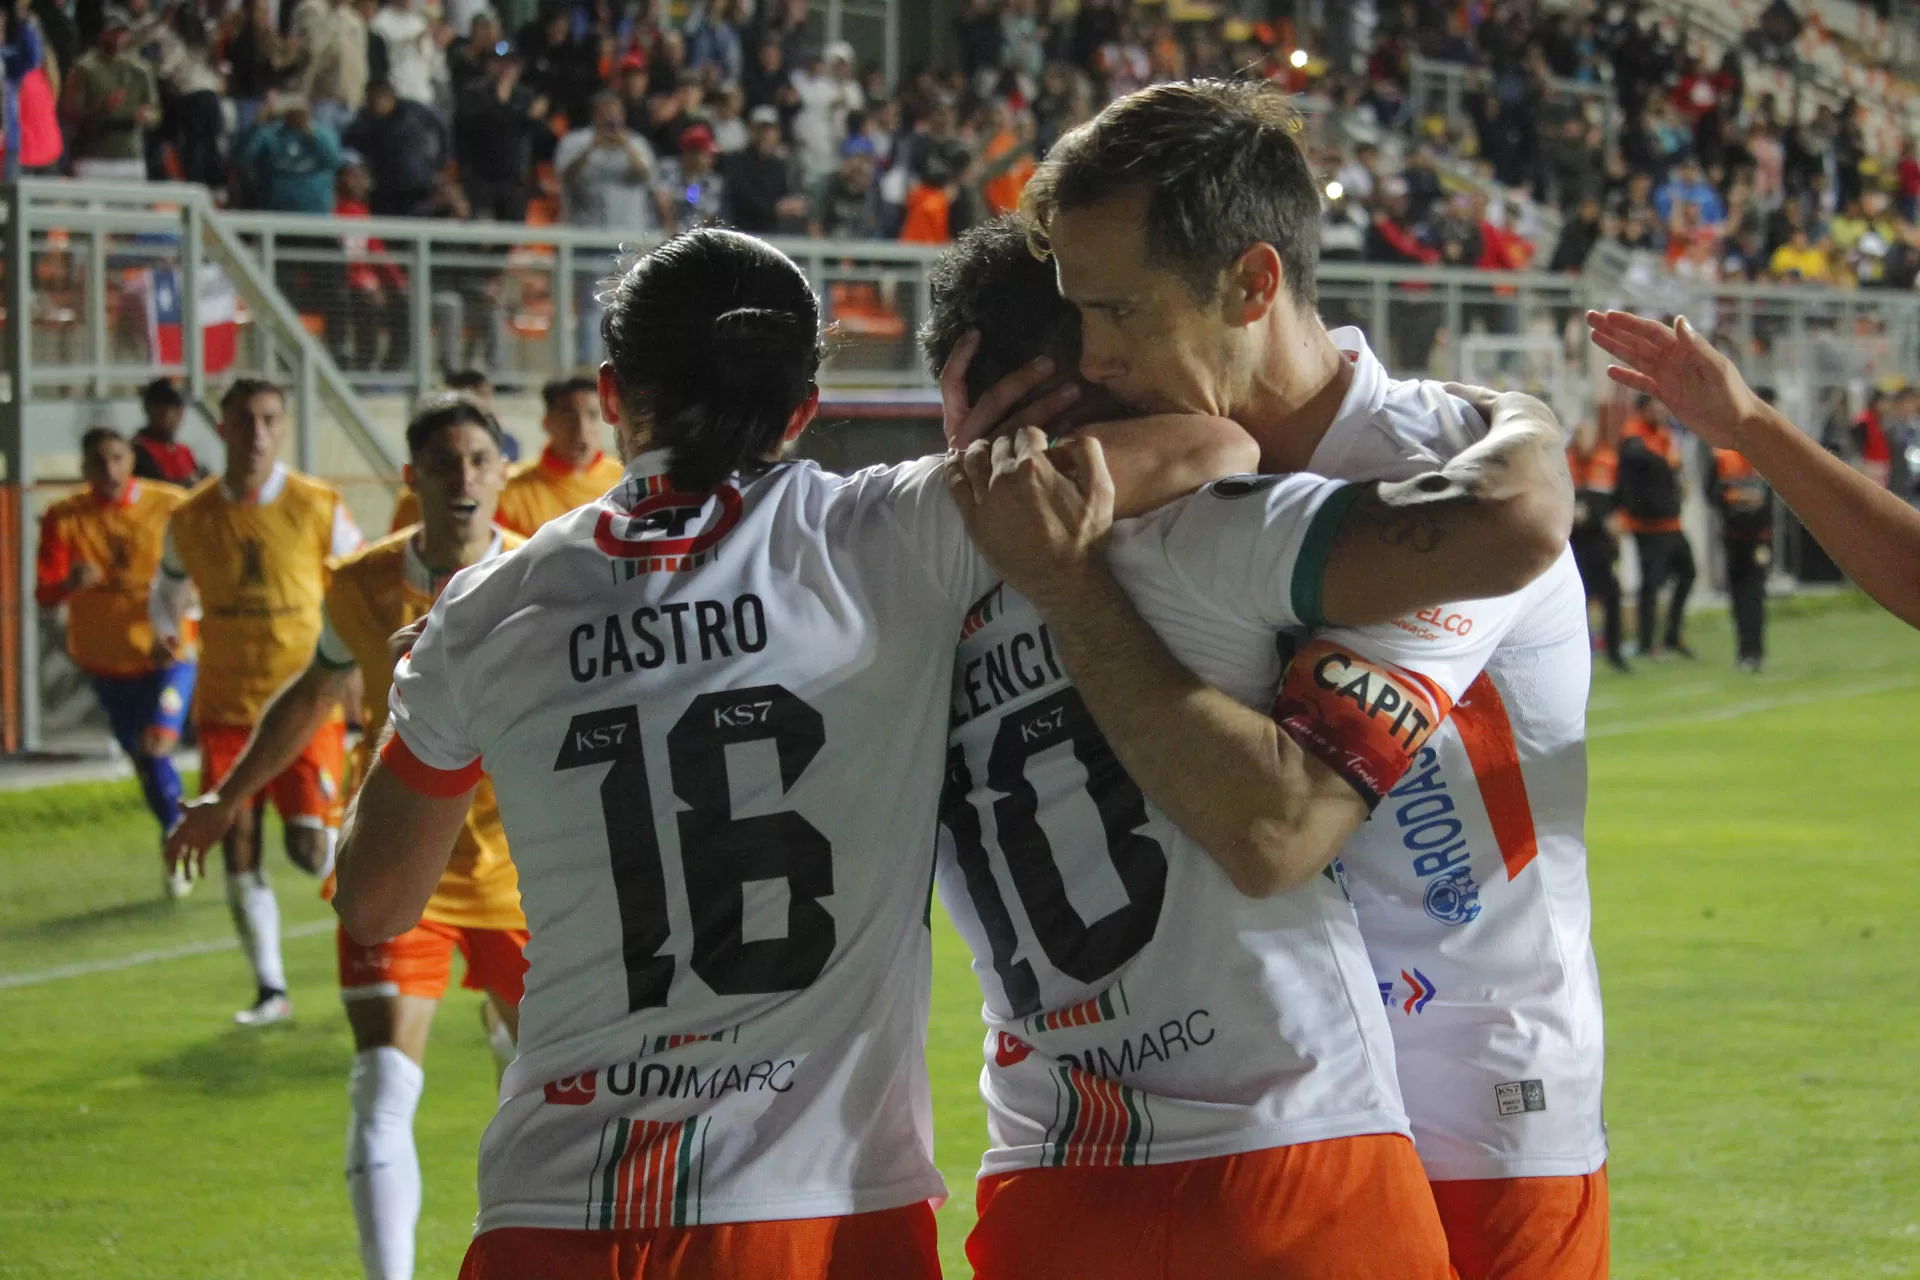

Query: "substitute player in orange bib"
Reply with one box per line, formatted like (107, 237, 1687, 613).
(170, 394, 524, 1280)
(152, 379, 364, 1025)
(989, 80, 1606, 1280)
(36, 428, 196, 895)
(490, 375, 626, 536)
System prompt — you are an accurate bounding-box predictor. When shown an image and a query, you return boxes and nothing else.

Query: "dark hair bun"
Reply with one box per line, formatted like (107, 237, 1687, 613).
(600, 232, 825, 494)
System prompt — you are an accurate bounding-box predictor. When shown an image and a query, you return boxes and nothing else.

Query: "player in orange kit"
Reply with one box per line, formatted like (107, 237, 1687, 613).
(170, 394, 524, 1280)
(36, 428, 196, 896)
(492, 375, 624, 534)
(153, 379, 364, 1025)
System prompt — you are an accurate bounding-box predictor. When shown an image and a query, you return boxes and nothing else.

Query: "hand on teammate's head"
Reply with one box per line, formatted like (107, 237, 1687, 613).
(939, 329, 1082, 450)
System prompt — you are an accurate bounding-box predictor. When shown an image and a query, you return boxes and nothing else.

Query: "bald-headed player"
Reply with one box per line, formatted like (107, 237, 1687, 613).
(170, 395, 525, 1280)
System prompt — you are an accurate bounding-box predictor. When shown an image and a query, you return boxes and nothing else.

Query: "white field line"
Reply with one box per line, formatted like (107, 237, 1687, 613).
(1588, 676, 1920, 740)
(0, 918, 334, 991)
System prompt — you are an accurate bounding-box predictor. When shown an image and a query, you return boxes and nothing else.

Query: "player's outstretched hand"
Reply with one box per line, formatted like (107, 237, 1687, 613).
(939, 330, 1081, 449)
(945, 426, 1115, 608)
(165, 794, 238, 881)
(1585, 311, 1765, 449)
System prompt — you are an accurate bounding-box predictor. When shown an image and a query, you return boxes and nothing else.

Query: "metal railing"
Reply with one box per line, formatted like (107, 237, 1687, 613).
(6, 181, 1917, 752)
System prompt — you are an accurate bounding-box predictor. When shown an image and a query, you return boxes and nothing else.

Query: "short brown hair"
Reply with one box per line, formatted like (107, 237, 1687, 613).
(1022, 79, 1321, 309)
(219, 377, 284, 418)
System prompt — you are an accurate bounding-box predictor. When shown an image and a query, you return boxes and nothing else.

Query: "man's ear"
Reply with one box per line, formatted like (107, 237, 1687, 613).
(597, 363, 623, 427)
(402, 461, 418, 493)
(783, 383, 821, 444)
(1226, 241, 1285, 327)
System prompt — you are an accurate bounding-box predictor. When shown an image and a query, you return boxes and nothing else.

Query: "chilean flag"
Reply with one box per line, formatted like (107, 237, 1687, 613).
(145, 264, 238, 374)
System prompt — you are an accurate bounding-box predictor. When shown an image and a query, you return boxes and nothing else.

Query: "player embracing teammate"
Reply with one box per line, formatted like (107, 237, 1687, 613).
(937, 80, 1605, 1279)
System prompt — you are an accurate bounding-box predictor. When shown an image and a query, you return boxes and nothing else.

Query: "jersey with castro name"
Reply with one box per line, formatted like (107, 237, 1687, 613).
(938, 472, 1408, 1179)
(1293, 328, 1605, 1182)
(386, 448, 993, 1232)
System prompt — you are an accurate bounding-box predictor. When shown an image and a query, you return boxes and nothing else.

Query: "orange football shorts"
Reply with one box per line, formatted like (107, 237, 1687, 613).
(457, 1200, 940, 1279)
(199, 719, 348, 828)
(1429, 1167, 1609, 1280)
(337, 920, 530, 1004)
(970, 1132, 1454, 1279)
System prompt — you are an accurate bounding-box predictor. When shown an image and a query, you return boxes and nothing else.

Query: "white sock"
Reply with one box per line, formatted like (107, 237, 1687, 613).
(346, 1046, 425, 1280)
(224, 870, 287, 995)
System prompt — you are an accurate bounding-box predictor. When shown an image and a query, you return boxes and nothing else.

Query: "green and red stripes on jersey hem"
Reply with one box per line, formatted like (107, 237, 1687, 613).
(1044, 1063, 1155, 1168)
(585, 1115, 712, 1230)
(1021, 982, 1130, 1036)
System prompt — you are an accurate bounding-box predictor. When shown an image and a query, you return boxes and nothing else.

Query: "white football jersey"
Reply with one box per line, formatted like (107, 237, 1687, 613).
(1296, 329, 1606, 1182)
(386, 449, 994, 1231)
(938, 472, 1408, 1180)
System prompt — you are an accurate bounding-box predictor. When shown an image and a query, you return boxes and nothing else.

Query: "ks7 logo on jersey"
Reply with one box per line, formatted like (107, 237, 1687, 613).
(545, 1071, 599, 1105)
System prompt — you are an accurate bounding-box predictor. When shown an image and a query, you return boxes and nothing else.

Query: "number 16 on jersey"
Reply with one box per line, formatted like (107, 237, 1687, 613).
(555, 684, 836, 1013)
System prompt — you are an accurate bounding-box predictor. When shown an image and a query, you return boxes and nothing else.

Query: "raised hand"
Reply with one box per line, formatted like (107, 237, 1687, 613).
(1585, 311, 1767, 449)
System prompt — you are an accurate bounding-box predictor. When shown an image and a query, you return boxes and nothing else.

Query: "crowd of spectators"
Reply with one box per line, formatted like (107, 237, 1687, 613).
(1319, 0, 1920, 294)
(9, 0, 1920, 293)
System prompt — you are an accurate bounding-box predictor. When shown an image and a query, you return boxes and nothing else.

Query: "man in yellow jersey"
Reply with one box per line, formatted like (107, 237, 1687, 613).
(36, 428, 197, 897)
(170, 395, 524, 1280)
(492, 375, 624, 534)
(153, 378, 365, 1025)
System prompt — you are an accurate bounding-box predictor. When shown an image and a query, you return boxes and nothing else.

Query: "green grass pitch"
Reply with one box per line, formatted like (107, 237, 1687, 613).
(2, 597, 1916, 1278)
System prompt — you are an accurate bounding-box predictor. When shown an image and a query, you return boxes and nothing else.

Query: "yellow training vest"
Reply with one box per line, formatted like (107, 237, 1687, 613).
(494, 450, 624, 535)
(169, 471, 342, 727)
(40, 481, 186, 677)
(325, 528, 527, 930)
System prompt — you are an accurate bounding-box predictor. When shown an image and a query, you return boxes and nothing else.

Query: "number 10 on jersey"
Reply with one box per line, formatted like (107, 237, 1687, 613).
(555, 684, 835, 1012)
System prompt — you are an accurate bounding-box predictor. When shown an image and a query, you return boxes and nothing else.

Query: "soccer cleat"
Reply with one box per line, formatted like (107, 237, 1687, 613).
(1606, 654, 1633, 675)
(1671, 643, 1698, 660)
(165, 862, 194, 900)
(234, 991, 293, 1026)
(1737, 657, 1763, 674)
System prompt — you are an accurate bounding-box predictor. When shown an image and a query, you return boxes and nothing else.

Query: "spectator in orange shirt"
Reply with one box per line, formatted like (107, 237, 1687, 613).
(1617, 394, 1696, 659)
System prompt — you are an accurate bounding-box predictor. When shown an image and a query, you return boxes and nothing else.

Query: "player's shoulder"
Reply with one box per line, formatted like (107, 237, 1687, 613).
(137, 479, 189, 511)
(282, 469, 344, 506)
(42, 490, 93, 523)
(175, 474, 224, 513)
(330, 527, 411, 582)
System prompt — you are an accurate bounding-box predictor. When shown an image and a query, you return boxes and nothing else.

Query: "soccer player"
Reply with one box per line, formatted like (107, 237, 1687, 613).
(168, 395, 524, 1280)
(925, 219, 1573, 1278)
(491, 375, 625, 535)
(131, 378, 210, 487)
(36, 427, 196, 895)
(332, 228, 1277, 1278)
(993, 81, 1606, 1280)
(1708, 389, 1777, 673)
(389, 372, 518, 531)
(1587, 309, 1920, 630)
(152, 378, 364, 1025)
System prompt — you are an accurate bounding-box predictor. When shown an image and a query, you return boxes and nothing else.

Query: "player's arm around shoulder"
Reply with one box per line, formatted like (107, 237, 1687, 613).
(1078, 414, 1261, 518)
(1319, 387, 1574, 628)
(946, 429, 1370, 899)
